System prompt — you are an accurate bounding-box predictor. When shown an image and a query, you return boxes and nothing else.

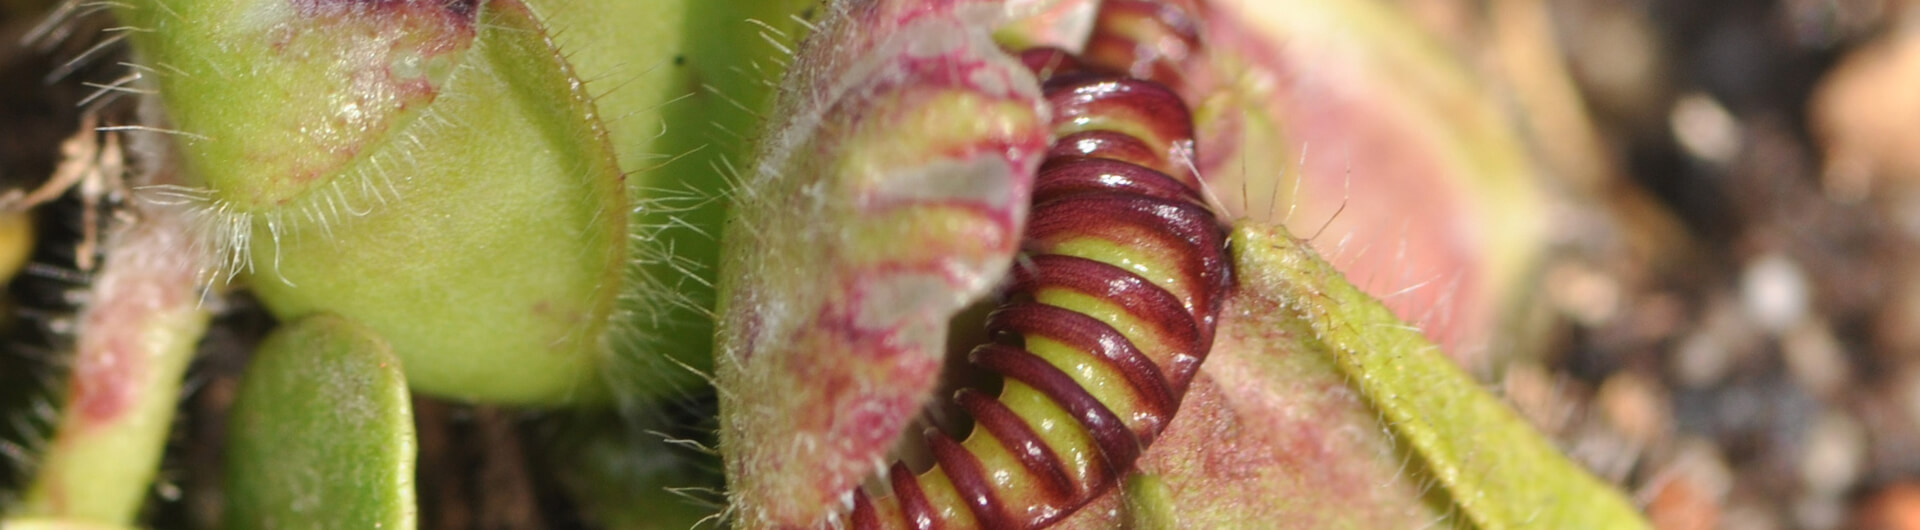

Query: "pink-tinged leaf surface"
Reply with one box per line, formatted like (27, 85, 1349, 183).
(115, 0, 479, 209)
(1187, 0, 1551, 370)
(715, 1, 1052, 526)
(16, 199, 212, 524)
(996, 0, 1100, 53)
(716, 0, 1636, 527)
(1050, 221, 1645, 528)
(1050, 296, 1458, 528)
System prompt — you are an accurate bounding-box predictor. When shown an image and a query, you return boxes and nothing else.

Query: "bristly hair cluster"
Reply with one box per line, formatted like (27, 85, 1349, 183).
(584, 5, 820, 416)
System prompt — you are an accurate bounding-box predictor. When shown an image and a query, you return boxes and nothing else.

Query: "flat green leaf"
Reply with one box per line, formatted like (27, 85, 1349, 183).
(225, 313, 414, 530)
(1048, 220, 1645, 528)
(1228, 221, 1645, 529)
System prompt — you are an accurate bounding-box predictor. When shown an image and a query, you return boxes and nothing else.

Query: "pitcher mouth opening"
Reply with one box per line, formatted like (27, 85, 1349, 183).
(831, 25, 1232, 526)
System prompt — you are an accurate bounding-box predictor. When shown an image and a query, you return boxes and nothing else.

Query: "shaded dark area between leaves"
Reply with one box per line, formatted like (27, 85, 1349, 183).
(0, 6, 100, 503)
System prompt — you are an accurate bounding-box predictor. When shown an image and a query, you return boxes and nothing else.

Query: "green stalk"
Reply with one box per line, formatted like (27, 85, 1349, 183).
(10, 206, 210, 525)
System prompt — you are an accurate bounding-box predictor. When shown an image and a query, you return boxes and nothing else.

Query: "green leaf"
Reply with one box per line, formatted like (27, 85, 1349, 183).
(110, 0, 823, 406)
(111, 0, 478, 211)
(225, 313, 415, 529)
(1049, 220, 1645, 527)
(240, 0, 631, 405)
(109, 0, 632, 404)
(1228, 221, 1646, 529)
(531, 0, 821, 405)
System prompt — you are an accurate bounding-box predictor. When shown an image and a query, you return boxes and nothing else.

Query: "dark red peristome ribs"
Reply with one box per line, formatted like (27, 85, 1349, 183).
(844, 3, 1229, 528)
